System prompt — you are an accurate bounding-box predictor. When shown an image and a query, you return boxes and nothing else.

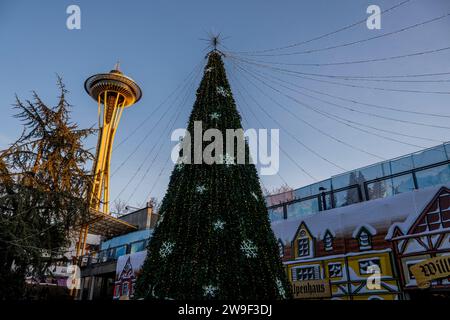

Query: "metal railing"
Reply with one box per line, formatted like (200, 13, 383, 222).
(80, 239, 148, 267)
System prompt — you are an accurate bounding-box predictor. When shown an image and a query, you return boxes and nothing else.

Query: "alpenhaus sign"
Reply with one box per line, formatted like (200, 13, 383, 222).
(292, 280, 332, 299)
(410, 256, 450, 289)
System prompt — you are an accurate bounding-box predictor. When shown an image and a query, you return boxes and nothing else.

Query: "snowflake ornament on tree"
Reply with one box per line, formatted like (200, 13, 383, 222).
(205, 67, 213, 73)
(275, 278, 286, 299)
(216, 86, 230, 97)
(159, 241, 175, 258)
(213, 219, 225, 231)
(175, 155, 188, 171)
(196, 185, 206, 194)
(210, 112, 220, 120)
(156, 214, 164, 227)
(203, 284, 218, 297)
(240, 239, 258, 258)
(219, 153, 235, 167)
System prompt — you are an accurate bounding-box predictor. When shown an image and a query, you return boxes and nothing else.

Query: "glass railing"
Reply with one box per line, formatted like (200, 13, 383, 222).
(80, 239, 149, 267)
(266, 143, 449, 205)
(266, 142, 450, 221)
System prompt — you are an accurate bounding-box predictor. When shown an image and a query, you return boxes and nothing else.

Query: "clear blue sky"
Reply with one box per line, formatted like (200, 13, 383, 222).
(1, 0, 449, 208)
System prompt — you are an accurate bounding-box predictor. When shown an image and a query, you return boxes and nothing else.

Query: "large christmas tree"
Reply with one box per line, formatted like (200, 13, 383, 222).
(135, 50, 291, 300)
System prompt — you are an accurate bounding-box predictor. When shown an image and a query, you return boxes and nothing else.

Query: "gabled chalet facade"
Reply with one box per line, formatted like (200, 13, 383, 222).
(114, 256, 135, 299)
(113, 250, 147, 300)
(386, 187, 450, 298)
(272, 185, 450, 300)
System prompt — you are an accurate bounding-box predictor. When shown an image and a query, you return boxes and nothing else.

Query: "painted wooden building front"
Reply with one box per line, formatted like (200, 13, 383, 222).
(386, 187, 450, 299)
(271, 185, 450, 300)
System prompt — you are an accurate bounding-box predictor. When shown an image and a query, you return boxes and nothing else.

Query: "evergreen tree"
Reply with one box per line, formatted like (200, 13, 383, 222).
(369, 180, 387, 200)
(0, 78, 93, 299)
(135, 51, 291, 300)
(345, 171, 365, 205)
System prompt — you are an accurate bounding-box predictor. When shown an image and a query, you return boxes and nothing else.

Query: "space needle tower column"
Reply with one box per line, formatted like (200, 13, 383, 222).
(76, 65, 142, 258)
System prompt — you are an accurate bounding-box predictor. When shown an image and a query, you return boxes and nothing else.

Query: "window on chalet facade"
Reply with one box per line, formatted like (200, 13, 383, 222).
(292, 265, 321, 281)
(406, 262, 417, 280)
(122, 282, 129, 296)
(323, 230, 334, 251)
(294, 223, 314, 259)
(413, 193, 450, 232)
(114, 285, 120, 298)
(328, 262, 342, 278)
(358, 258, 381, 275)
(131, 282, 136, 298)
(357, 227, 372, 250)
(297, 237, 310, 257)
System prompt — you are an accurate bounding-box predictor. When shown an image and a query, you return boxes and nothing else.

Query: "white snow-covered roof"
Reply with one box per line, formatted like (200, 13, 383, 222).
(385, 185, 450, 240)
(320, 228, 336, 240)
(351, 224, 377, 238)
(271, 185, 449, 244)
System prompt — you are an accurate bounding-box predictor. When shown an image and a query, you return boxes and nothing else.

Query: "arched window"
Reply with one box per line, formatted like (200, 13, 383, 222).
(323, 230, 334, 251)
(357, 228, 372, 250)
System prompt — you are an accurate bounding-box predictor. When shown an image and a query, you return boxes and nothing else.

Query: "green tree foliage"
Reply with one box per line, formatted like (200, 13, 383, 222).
(0, 78, 94, 299)
(135, 51, 291, 300)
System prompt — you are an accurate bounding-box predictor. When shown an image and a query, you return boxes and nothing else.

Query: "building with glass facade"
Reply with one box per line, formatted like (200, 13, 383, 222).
(269, 144, 450, 300)
(77, 206, 158, 300)
(266, 142, 450, 222)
